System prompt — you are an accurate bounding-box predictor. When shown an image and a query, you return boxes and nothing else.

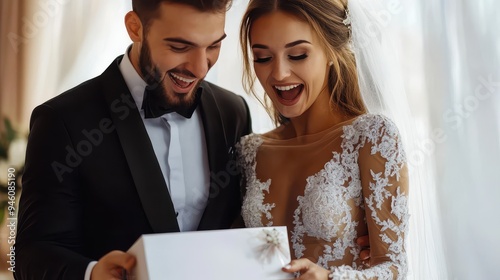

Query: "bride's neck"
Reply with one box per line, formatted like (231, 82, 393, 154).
(287, 95, 352, 137)
(288, 109, 347, 137)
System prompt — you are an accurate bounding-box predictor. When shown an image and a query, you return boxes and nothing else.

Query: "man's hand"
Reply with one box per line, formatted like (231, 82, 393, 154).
(91, 250, 136, 280)
(356, 235, 370, 266)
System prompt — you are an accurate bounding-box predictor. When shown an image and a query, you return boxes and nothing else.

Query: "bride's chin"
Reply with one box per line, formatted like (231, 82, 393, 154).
(278, 110, 300, 120)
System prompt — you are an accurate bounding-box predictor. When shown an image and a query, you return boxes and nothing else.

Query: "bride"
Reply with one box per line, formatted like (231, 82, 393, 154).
(236, 0, 409, 279)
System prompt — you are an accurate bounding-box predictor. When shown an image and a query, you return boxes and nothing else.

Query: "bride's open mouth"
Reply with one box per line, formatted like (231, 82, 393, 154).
(274, 84, 304, 106)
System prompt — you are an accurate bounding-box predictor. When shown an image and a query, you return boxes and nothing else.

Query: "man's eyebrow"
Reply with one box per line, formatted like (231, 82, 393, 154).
(164, 34, 227, 47)
(251, 40, 311, 49)
(212, 34, 227, 45)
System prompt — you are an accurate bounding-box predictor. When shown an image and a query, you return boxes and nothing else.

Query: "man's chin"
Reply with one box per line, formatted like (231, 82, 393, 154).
(174, 81, 202, 102)
(170, 91, 197, 108)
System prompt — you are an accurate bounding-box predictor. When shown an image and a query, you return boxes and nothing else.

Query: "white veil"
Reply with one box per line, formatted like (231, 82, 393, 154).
(348, 0, 447, 278)
(349, 0, 407, 120)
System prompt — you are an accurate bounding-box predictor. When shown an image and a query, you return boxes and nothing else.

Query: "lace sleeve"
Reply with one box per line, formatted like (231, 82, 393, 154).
(330, 115, 409, 280)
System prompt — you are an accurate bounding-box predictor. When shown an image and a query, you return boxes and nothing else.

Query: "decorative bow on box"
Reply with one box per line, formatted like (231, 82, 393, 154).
(255, 228, 289, 266)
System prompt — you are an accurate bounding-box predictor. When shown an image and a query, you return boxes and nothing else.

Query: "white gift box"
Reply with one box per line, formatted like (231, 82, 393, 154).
(127, 226, 294, 280)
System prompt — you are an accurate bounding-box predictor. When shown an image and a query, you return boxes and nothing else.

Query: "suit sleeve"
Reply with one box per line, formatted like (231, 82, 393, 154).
(15, 104, 92, 280)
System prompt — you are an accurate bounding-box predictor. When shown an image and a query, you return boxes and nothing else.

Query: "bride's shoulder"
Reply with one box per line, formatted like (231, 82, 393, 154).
(236, 124, 288, 152)
(235, 133, 262, 167)
(342, 114, 401, 143)
(237, 133, 261, 147)
(350, 113, 399, 133)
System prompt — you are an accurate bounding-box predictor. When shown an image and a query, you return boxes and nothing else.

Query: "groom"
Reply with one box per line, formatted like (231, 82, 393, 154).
(15, 1, 251, 279)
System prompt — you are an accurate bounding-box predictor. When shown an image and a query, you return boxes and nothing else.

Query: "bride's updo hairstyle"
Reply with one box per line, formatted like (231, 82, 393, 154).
(240, 0, 367, 125)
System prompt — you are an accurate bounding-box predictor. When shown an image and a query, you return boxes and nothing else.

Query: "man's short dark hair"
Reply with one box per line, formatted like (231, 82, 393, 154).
(133, 0, 233, 32)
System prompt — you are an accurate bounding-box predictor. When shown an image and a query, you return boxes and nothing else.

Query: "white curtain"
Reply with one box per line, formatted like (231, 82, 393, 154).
(22, 0, 131, 127)
(22, 0, 500, 279)
(358, 1, 449, 279)
(373, 0, 500, 278)
(0, 0, 22, 127)
(420, 0, 500, 278)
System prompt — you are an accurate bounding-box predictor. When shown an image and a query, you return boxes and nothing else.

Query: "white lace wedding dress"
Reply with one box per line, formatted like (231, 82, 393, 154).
(236, 114, 409, 280)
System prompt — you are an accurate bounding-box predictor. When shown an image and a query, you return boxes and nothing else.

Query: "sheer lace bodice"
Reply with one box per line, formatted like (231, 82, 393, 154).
(236, 114, 409, 280)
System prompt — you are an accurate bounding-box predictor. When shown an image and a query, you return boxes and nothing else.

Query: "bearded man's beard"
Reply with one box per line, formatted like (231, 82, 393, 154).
(138, 40, 201, 108)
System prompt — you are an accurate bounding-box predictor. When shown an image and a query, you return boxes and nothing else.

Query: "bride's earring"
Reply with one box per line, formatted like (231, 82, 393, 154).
(328, 61, 334, 66)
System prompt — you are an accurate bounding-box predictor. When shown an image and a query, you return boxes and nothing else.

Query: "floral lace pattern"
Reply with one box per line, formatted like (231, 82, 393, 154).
(236, 135, 275, 227)
(237, 114, 409, 279)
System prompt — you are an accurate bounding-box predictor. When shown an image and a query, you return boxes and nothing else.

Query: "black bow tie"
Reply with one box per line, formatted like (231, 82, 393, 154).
(141, 85, 201, 119)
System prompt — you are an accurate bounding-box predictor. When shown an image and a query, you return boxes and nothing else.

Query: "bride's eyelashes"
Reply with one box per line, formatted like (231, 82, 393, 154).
(254, 57, 272, 63)
(253, 54, 308, 64)
(289, 54, 308, 61)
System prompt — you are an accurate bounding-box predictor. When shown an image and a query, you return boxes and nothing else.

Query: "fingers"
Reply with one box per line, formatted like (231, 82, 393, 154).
(356, 235, 370, 247)
(359, 248, 371, 268)
(282, 259, 331, 280)
(357, 235, 371, 264)
(91, 251, 137, 280)
(101, 250, 136, 272)
(360, 249, 370, 261)
(282, 258, 313, 273)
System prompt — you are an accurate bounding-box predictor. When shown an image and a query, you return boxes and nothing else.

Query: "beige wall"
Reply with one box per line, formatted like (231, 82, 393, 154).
(0, 1, 24, 131)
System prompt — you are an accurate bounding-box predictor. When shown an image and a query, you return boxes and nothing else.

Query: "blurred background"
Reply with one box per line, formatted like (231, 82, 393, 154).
(1, 0, 499, 279)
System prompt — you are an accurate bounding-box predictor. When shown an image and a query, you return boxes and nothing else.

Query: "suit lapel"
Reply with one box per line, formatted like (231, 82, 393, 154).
(199, 82, 228, 179)
(197, 82, 230, 228)
(100, 56, 180, 233)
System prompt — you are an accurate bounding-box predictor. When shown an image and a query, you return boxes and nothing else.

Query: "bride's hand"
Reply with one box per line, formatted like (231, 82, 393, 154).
(282, 258, 330, 280)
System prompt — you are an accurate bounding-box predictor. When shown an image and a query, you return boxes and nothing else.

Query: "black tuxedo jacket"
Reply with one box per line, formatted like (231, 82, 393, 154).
(15, 56, 251, 279)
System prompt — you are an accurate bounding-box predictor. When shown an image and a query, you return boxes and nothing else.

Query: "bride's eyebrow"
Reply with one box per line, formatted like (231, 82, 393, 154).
(251, 44, 268, 49)
(252, 40, 312, 49)
(284, 40, 311, 48)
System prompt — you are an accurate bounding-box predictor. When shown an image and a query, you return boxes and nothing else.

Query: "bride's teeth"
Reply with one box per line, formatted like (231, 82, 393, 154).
(171, 73, 196, 83)
(274, 84, 300, 91)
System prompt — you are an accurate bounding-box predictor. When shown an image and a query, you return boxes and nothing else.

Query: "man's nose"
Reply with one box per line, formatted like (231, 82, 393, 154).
(186, 49, 209, 78)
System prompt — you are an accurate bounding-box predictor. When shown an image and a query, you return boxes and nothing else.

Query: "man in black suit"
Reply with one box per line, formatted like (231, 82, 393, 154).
(15, 0, 251, 279)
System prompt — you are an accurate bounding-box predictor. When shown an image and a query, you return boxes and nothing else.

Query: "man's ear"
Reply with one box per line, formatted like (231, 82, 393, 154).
(125, 11, 143, 42)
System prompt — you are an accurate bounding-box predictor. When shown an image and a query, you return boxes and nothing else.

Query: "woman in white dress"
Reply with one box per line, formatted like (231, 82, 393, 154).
(236, 0, 409, 279)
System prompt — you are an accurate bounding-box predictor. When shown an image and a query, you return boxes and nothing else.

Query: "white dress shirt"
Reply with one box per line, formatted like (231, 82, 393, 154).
(85, 50, 210, 279)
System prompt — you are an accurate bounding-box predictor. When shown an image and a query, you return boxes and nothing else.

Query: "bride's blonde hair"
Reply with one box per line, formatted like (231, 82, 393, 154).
(240, 0, 367, 125)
